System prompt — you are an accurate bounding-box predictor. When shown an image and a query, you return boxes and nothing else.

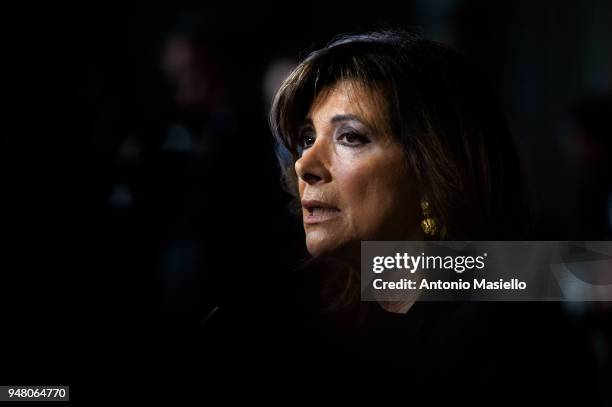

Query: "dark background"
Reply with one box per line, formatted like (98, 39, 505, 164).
(3, 0, 611, 402)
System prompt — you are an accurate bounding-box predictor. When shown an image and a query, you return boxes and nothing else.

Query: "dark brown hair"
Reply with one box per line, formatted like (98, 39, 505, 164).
(270, 30, 529, 241)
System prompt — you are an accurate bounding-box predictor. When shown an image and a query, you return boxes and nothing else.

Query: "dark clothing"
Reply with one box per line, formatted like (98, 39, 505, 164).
(194, 267, 600, 404)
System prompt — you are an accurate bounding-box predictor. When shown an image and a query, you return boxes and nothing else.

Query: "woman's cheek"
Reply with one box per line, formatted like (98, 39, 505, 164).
(340, 178, 379, 237)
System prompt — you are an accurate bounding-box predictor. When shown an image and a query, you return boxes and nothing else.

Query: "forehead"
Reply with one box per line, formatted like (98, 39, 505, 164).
(307, 80, 387, 129)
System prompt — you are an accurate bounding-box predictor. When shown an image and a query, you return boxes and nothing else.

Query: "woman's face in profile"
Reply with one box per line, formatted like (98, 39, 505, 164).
(295, 81, 423, 259)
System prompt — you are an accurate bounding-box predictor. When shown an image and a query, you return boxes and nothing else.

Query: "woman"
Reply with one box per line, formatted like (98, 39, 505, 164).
(270, 30, 528, 312)
(264, 31, 598, 403)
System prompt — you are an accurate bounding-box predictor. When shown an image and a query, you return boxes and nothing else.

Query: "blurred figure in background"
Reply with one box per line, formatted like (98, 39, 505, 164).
(101, 13, 238, 329)
(151, 15, 234, 320)
(102, 11, 304, 329)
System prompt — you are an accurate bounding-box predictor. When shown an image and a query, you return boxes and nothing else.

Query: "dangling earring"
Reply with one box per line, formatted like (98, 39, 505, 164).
(420, 200, 439, 237)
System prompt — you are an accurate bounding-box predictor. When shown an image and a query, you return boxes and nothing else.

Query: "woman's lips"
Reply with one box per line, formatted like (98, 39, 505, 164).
(301, 200, 341, 224)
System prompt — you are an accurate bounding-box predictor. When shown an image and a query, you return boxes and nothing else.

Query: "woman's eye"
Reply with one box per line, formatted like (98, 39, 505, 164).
(300, 134, 316, 149)
(337, 131, 370, 147)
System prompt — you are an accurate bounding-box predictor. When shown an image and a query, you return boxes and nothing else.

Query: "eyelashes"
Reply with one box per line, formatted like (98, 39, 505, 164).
(297, 127, 371, 153)
(337, 130, 371, 147)
(298, 129, 316, 150)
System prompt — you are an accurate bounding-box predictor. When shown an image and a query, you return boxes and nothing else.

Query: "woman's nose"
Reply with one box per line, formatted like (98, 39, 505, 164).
(294, 142, 331, 185)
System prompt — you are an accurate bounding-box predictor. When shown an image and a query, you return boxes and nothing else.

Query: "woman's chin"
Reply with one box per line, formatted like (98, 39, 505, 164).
(305, 234, 359, 262)
(305, 238, 335, 257)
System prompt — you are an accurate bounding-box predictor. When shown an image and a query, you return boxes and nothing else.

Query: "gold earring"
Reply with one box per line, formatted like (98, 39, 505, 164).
(420, 200, 439, 237)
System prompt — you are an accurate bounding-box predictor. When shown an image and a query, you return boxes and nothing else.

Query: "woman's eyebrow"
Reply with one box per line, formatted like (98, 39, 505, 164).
(300, 114, 368, 131)
(330, 114, 363, 124)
